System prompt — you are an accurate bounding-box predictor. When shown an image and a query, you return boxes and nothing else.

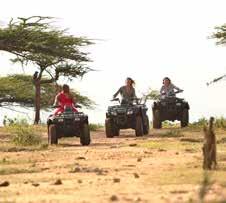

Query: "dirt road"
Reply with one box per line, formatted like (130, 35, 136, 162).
(0, 128, 226, 203)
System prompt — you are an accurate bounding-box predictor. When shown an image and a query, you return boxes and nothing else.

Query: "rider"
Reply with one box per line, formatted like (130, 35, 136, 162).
(113, 77, 137, 104)
(160, 77, 183, 98)
(53, 84, 77, 115)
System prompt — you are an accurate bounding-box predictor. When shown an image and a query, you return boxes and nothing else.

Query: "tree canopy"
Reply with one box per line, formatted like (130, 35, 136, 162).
(208, 24, 226, 85)
(0, 16, 94, 123)
(145, 89, 160, 100)
(0, 16, 93, 81)
(212, 24, 226, 45)
(0, 74, 95, 109)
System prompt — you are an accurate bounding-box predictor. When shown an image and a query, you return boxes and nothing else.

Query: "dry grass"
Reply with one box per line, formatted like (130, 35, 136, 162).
(0, 125, 225, 203)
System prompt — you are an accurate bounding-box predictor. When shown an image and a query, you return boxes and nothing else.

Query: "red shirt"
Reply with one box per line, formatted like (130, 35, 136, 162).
(54, 91, 77, 115)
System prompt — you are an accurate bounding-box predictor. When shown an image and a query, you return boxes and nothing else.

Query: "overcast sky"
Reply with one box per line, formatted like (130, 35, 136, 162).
(1, 0, 226, 123)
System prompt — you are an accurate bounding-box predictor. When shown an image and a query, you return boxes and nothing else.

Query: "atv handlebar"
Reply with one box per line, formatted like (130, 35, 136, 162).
(52, 104, 82, 108)
(75, 104, 82, 108)
(110, 97, 146, 105)
(111, 98, 120, 102)
(161, 90, 183, 96)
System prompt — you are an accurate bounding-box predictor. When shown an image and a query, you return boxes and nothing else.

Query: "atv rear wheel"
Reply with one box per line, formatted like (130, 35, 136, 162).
(105, 119, 114, 138)
(48, 124, 58, 145)
(181, 108, 189, 128)
(135, 116, 144, 137)
(143, 116, 150, 135)
(80, 123, 91, 146)
(153, 109, 162, 129)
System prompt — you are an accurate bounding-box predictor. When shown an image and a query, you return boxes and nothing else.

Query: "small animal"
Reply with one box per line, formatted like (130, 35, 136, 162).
(33, 71, 39, 80)
(203, 117, 217, 170)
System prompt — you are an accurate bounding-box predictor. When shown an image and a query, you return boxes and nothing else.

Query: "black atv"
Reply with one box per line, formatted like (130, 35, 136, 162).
(152, 91, 189, 129)
(47, 105, 91, 145)
(105, 97, 149, 137)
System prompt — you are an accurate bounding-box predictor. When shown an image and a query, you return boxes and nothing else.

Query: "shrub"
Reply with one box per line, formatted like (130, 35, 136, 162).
(5, 118, 42, 146)
(162, 129, 184, 138)
(190, 117, 226, 129)
(189, 117, 208, 129)
(89, 123, 103, 131)
(214, 117, 226, 129)
(162, 121, 179, 128)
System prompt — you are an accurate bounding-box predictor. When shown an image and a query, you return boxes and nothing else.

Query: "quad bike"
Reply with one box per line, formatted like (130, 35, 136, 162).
(47, 105, 91, 145)
(105, 97, 149, 137)
(152, 90, 190, 129)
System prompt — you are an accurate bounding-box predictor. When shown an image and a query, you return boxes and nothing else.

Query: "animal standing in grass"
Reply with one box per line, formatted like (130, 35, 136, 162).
(203, 117, 217, 170)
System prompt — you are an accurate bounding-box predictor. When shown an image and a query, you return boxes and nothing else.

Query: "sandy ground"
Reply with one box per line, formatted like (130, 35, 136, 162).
(0, 128, 226, 203)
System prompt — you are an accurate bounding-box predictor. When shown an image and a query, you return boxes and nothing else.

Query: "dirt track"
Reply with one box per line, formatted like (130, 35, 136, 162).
(0, 128, 226, 203)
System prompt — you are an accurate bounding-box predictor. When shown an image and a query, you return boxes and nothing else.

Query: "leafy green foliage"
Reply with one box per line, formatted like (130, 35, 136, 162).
(212, 24, 226, 45)
(189, 117, 208, 128)
(89, 123, 103, 131)
(214, 117, 226, 128)
(5, 118, 42, 146)
(146, 89, 160, 100)
(0, 74, 33, 106)
(0, 16, 94, 122)
(189, 117, 226, 129)
(0, 17, 92, 62)
(0, 74, 95, 109)
(161, 129, 184, 138)
(0, 16, 93, 79)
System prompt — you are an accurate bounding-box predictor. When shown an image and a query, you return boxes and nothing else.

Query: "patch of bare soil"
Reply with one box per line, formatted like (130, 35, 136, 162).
(0, 128, 226, 203)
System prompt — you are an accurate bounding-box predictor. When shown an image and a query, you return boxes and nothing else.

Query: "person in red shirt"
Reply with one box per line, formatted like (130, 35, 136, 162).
(53, 84, 77, 115)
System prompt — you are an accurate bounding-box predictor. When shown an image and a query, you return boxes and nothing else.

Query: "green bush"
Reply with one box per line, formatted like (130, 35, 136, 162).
(214, 117, 226, 129)
(189, 117, 226, 129)
(5, 118, 42, 146)
(89, 123, 103, 131)
(162, 129, 184, 138)
(162, 121, 179, 128)
(189, 117, 208, 128)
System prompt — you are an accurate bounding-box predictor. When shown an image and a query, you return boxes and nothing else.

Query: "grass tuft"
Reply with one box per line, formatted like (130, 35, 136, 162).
(0, 167, 40, 175)
(161, 129, 184, 138)
(5, 119, 42, 146)
(89, 123, 103, 131)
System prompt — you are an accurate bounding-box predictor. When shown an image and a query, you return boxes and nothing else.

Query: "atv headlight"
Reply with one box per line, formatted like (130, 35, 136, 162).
(111, 111, 117, 116)
(176, 103, 181, 106)
(74, 117, 80, 121)
(127, 110, 134, 115)
(58, 118, 64, 122)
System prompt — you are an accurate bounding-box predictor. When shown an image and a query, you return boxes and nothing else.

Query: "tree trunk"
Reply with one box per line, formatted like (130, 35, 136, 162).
(34, 79, 41, 124)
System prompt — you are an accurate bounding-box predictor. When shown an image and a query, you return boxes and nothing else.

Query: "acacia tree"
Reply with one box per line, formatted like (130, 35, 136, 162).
(207, 24, 226, 85)
(212, 24, 226, 45)
(0, 16, 93, 123)
(0, 74, 95, 110)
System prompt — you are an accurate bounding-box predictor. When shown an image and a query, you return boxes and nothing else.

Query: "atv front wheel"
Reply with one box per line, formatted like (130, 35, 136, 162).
(143, 115, 150, 135)
(80, 123, 91, 146)
(48, 124, 58, 144)
(153, 109, 162, 129)
(181, 108, 189, 128)
(135, 116, 144, 137)
(114, 128, 120, 136)
(105, 119, 114, 138)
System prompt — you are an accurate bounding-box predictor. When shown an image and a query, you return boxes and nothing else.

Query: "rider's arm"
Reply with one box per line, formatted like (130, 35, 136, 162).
(113, 87, 122, 98)
(160, 86, 165, 95)
(172, 84, 183, 92)
(53, 94, 60, 106)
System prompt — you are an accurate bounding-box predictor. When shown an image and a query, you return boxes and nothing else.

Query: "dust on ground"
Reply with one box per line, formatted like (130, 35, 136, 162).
(0, 128, 226, 203)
